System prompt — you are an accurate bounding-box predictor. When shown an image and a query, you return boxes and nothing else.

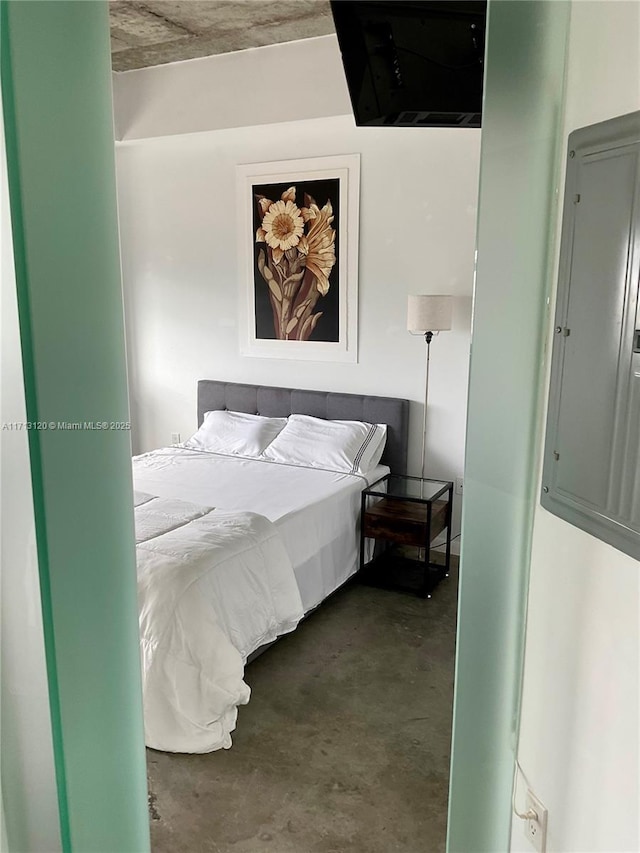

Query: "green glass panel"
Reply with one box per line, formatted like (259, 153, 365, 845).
(1, 109, 62, 850)
(1, 2, 150, 850)
(447, 3, 570, 851)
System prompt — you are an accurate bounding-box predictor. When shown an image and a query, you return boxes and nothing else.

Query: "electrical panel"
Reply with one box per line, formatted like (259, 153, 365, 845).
(542, 111, 640, 560)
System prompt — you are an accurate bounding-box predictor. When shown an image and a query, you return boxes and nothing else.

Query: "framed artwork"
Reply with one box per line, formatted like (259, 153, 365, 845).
(237, 154, 359, 362)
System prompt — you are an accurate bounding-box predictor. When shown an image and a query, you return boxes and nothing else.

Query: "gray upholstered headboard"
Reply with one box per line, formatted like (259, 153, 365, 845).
(197, 380, 410, 476)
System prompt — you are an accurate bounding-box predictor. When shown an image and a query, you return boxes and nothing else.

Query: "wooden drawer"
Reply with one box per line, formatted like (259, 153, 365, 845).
(362, 498, 448, 546)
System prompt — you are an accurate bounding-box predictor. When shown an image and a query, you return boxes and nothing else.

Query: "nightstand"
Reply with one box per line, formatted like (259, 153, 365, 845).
(359, 474, 453, 598)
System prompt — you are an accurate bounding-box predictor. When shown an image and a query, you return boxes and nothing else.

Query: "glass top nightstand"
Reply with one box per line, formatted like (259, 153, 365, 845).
(368, 473, 451, 502)
(359, 474, 453, 598)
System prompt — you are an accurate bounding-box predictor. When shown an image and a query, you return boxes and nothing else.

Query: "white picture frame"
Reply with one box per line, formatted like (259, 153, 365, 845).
(237, 154, 360, 362)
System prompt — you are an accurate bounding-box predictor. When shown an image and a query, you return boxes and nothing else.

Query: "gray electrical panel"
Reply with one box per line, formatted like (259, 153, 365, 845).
(542, 111, 640, 560)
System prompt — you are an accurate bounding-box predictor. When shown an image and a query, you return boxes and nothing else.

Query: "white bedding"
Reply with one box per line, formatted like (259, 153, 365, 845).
(132, 448, 388, 754)
(135, 494, 303, 753)
(133, 447, 388, 611)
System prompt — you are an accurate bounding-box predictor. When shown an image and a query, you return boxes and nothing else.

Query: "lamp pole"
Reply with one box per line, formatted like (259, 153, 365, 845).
(420, 330, 434, 483)
(406, 293, 452, 494)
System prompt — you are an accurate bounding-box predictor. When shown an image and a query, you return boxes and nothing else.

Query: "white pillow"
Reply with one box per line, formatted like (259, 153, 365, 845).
(262, 414, 387, 475)
(184, 410, 287, 458)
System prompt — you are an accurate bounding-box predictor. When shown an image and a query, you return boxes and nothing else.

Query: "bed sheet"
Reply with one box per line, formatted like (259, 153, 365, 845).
(132, 448, 388, 611)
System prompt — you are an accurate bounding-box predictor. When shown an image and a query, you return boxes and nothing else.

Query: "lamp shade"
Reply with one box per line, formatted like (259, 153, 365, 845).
(407, 294, 453, 333)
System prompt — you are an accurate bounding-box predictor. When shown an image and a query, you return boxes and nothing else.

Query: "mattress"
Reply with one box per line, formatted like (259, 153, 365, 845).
(133, 447, 389, 611)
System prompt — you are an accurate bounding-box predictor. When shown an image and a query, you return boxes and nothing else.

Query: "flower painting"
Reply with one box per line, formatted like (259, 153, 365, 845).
(253, 179, 339, 342)
(238, 155, 359, 362)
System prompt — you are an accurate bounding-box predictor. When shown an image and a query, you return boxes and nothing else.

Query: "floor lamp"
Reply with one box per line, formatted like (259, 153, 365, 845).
(407, 295, 453, 481)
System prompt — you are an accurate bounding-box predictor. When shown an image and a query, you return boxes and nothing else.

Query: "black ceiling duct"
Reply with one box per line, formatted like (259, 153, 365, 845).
(330, 0, 486, 128)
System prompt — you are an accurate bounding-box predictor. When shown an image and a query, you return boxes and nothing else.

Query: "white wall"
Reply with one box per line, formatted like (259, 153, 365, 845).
(114, 37, 481, 545)
(512, 4, 640, 852)
(112, 36, 352, 141)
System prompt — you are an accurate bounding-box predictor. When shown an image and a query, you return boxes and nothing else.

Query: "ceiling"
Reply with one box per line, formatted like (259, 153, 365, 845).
(110, 0, 335, 72)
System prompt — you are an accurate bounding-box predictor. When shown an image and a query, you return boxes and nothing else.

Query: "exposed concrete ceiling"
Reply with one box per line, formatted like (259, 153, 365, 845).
(110, 0, 335, 72)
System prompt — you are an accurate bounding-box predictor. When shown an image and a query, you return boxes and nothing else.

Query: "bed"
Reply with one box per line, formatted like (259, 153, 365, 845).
(132, 381, 409, 753)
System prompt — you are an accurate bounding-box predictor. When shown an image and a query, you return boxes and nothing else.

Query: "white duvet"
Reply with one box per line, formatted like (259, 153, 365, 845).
(132, 448, 388, 754)
(135, 493, 303, 753)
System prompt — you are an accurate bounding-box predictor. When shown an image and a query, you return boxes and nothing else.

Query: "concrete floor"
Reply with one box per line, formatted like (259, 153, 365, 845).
(147, 559, 458, 853)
